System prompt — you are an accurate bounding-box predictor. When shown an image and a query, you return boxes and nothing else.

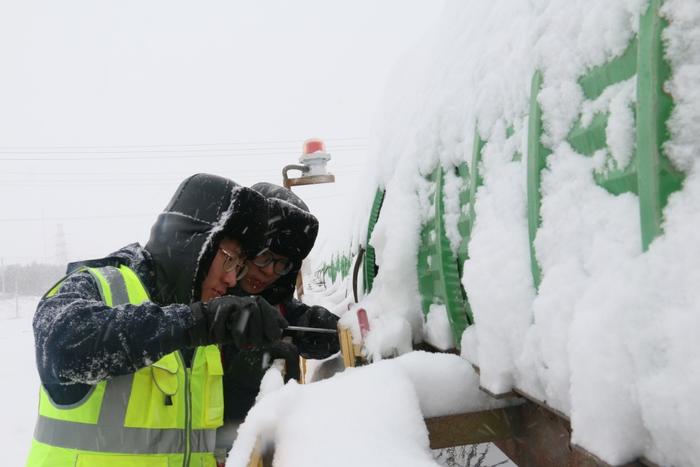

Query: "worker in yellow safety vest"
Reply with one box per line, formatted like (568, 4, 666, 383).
(26, 173, 288, 467)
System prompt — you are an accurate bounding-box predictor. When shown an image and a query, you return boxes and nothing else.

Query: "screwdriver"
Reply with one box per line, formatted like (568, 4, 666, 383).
(285, 325, 338, 334)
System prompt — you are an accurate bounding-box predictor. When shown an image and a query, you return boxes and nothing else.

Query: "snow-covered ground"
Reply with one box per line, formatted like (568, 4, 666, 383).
(0, 296, 40, 466)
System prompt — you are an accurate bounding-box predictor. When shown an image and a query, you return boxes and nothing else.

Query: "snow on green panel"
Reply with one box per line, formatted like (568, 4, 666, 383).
(636, 0, 685, 251)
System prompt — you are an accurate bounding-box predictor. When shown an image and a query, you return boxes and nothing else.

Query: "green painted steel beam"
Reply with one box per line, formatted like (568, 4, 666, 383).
(636, 0, 684, 251)
(527, 71, 550, 289)
(468, 127, 485, 236)
(433, 167, 471, 342)
(417, 166, 473, 347)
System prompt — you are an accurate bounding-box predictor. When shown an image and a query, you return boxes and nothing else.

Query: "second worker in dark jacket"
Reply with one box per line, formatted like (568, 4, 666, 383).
(221, 182, 340, 423)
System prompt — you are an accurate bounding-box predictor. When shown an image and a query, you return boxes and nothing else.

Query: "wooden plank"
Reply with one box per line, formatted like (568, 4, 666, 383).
(492, 403, 648, 467)
(454, 363, 654, 466)
(425, 408, 518, 449)
(246, 442, 264, 467)
(299, 356, 307, 384)
(338, 326, 356, 368)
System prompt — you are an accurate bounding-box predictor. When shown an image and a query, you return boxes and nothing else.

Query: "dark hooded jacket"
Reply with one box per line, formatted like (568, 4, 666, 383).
(33, 173, 268, 405)
(222, 182, 339, 421)
(247, 182, 319, 305)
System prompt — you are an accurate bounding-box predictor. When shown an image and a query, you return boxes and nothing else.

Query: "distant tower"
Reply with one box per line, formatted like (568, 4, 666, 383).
(55, 223, 68, 265)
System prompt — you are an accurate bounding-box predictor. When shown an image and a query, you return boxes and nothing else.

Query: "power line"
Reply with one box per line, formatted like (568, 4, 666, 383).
(0, 143, 366, 155)
(0, 136, 367, 151)
(0, 164, 365, 178)
(0, 170, 365, 188)
(0, 213, 157, 223)
(0, 145, 367, 161)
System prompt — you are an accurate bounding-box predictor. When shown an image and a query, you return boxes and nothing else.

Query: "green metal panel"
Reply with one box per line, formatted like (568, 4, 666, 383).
(417, 169, 439, 316)
(596, 168, 639, 195)
(527, 70, 550, 290)
(563, 0, 684, 252)
(579, 40, 638, 100)
(456, 162, 471, 272)
(507, 126, 522, 161)
(417, 222, 436, 316)
(468, 127, 485, 236)
(340, 255, 351, 278)
(568, 34, 640, 201)
(562, 35, 638, 212)
(636, 0, 685, 251)
(433, 167, 471, 339)
(417, 165, 474, 348)
(328, 263, 338, 283)
(568, 112, 609, 156)
(363, 188, 386, 293)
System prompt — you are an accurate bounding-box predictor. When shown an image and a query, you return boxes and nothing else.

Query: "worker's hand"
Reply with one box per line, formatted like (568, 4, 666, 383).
(188, 295, 288, 347)
(266, 340, 301, 382)
(294, 305, 340, 359)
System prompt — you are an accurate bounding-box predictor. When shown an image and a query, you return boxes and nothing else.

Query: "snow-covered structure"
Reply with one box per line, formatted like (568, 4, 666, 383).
(316, 0, 700, 465)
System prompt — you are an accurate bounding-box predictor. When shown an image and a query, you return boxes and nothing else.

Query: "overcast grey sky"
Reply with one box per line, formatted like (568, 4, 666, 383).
(0, 0, 444, 265)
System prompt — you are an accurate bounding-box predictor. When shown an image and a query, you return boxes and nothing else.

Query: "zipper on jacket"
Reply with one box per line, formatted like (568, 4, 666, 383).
(179, 350, 193, 467)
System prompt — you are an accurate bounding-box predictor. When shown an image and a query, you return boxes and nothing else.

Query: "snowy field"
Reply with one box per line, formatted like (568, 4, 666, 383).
(0, 296, 40, 466)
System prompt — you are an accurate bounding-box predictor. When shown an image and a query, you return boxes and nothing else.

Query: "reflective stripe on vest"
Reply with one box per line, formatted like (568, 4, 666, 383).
(28, 265, 222, 466)
(33, 415, 215, 454)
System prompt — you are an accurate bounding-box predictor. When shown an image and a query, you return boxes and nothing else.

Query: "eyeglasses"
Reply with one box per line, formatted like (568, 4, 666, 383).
(251, 249, 293, 276)
(219, 247, 248, 280)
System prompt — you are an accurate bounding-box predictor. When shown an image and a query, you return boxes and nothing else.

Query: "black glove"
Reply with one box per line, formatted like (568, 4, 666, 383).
(294, 305, 340, 359)
(188, 295, 288, 347)
(266, 340, 301, 382)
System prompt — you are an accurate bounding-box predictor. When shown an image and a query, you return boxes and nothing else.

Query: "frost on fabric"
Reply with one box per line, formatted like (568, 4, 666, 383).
(226, 352, 505, 467)
(168, 210, 212, 224)
(195, 187, 240, 264)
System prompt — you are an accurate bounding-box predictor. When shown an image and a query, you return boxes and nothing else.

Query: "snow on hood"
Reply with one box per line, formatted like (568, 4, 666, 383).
(146, 173, 268, 304)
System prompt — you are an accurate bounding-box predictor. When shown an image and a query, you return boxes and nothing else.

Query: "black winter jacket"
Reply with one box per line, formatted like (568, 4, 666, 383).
(221, 183, 339, 422)
(34, 174, 269, 405)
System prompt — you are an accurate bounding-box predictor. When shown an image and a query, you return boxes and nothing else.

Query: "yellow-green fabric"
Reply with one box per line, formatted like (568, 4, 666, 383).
(27, 265, 223, 467)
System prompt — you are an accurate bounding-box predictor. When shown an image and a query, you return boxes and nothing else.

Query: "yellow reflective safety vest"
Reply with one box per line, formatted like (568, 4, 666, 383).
(26, 265, 224, 467)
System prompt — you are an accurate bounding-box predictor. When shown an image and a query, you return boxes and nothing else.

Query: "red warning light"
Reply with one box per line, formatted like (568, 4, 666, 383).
(303, 139, 325, 155)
